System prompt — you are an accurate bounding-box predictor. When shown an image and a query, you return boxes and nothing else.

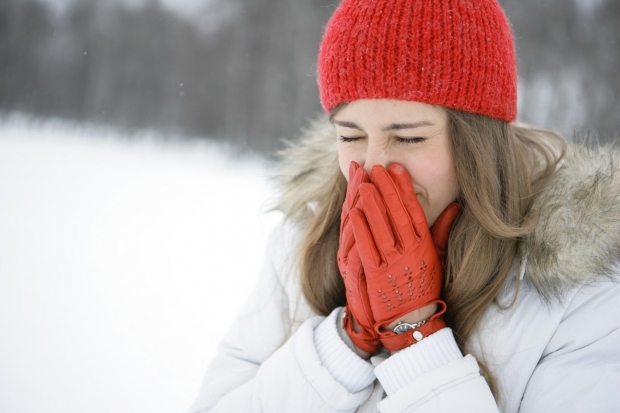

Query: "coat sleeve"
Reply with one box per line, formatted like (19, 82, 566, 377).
(373, 329, 500, 413)
(188, 222, 375, 413)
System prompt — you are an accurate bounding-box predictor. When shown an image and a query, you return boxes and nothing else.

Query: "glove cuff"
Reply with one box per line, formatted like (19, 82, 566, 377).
(378, 315, 447, 352)
(342, 307, 382, 354)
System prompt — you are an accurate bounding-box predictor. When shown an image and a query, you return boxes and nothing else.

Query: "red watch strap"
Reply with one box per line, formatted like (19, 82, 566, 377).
(379, 316, 447, 352)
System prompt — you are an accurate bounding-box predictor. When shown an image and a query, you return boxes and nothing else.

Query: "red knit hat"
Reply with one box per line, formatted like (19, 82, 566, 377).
(317, 0, 517, 122)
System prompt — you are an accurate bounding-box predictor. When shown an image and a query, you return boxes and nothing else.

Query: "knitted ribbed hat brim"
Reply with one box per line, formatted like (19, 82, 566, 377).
(318, 0, 517, 122)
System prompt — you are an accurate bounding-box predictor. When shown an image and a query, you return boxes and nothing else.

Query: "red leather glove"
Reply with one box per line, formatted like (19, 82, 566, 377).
(337, 161, 381, 354)
(430, 201, 460, 264)
(350, 163, 459, 351)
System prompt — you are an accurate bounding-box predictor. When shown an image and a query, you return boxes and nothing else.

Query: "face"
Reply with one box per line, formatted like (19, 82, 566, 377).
(333, 99, 459, 228)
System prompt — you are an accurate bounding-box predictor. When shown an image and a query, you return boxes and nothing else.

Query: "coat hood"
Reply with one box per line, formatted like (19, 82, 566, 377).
(274, 117, 620, 300)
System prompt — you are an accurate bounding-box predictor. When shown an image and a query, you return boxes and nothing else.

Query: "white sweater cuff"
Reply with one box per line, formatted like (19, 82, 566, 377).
(313, 307, 376, 393)
(374, 328, 463, 396)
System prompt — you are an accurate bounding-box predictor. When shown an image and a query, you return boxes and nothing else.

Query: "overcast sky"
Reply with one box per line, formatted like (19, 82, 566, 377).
(39, 0, 217, 19)
(40, 0, 609, 20)
(573, 0, 607, 15)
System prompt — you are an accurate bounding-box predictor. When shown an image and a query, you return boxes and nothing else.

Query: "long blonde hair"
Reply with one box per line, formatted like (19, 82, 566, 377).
(277, 108, 566, 399)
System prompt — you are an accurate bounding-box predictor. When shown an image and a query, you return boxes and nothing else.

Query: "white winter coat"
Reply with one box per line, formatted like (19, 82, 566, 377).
(190, 120, 620, 413)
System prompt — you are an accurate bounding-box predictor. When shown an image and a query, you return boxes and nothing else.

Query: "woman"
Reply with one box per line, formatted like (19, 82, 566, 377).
(190, 0, 620, 411)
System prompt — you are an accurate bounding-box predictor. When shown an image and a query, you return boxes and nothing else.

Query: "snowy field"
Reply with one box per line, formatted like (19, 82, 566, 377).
(0, 113, 282, 413)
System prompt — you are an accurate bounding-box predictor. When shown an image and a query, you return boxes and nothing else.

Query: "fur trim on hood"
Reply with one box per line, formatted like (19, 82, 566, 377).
(521, 141, 620, 299)
(274, 117, 620, 300)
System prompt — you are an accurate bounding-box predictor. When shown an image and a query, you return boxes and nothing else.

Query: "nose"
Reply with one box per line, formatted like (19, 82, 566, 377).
(362, 147, 391, 175)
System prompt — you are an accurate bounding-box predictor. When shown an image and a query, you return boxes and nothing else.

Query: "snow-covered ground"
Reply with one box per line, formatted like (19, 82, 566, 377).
(0, 113, 282, 413)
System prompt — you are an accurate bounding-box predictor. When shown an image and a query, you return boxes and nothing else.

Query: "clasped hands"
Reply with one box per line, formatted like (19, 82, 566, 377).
(337, 161, 459, 353)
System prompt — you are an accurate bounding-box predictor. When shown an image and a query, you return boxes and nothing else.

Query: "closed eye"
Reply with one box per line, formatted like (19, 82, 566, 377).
(396, 137, 426, 144)
(338, 135, 364, 143)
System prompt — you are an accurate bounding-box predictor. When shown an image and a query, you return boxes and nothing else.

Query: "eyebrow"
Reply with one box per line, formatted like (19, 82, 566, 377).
(332, 120, 435, 131)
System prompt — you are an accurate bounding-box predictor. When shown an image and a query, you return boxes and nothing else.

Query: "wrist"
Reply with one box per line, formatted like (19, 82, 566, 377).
(379, 317, 447, 352)
(377, 301, 447, 352)
(380, 303, 438, 331)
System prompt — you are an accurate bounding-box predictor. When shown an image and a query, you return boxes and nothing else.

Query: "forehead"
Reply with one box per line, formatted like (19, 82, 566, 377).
(333, 99, 447, 126)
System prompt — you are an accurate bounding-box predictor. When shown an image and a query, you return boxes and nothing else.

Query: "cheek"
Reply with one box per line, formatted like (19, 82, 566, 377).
(338, 157, 349, 181)
(439, 153, 459, 198)
(404, 154, 458, 200)
(446, 164, 460, 199)
(337, 146, 357, 182)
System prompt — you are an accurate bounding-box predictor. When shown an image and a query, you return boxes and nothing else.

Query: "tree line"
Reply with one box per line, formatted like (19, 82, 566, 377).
(0, 0, 617, 155)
